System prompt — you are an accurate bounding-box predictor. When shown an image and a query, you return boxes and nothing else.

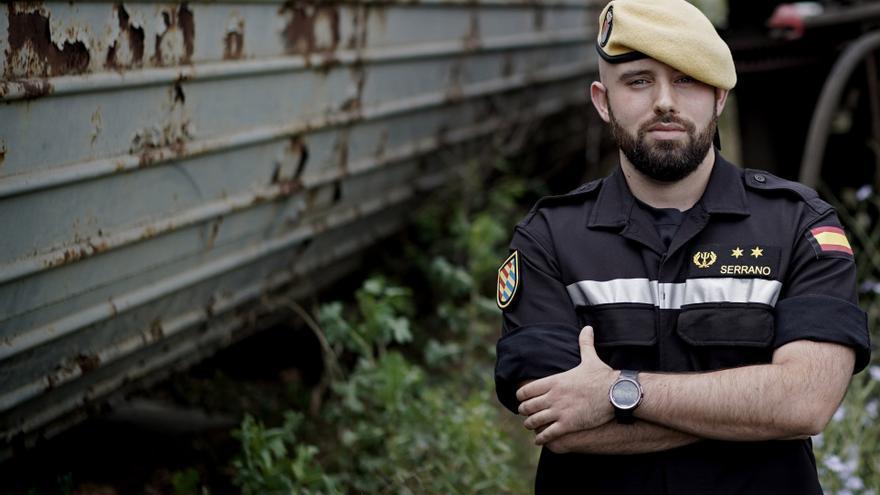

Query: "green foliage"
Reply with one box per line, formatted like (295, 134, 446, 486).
(325, 352, 527, 494)
(317, 277, 414, 361)
(233, 277, 531, 493)
(170, 468, 205, 495)
(233, 412, 340, 494)
(232, 154, 540, 494)
(814, 185, 880, 494)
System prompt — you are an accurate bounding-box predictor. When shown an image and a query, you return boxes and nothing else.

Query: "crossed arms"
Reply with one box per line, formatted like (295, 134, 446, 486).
(515, 326, 855, 455)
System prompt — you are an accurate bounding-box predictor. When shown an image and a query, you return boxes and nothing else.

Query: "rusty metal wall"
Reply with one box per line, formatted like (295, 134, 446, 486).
(0, 0, 599, 448)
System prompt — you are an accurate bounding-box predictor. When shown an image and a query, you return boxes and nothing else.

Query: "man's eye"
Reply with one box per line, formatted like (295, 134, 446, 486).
(676, 76, 695, 84)
(628, 79, 649, 86)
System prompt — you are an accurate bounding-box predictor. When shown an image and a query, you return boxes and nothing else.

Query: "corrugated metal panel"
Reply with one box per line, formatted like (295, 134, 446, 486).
(0, 0, 599, 446)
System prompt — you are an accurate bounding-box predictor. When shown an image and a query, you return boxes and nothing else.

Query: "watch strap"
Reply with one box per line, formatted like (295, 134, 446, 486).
(619, 369, 638, 380)
(616, 406, 636, 424)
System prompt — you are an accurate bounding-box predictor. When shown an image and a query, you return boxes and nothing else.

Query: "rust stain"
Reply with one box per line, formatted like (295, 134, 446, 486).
(502, 52, 515, 78)
(108, 298, 119, 317)
(21, 79, 54, 99)
(75, 353, 102, 373)
(334, 129, 350, 177)
(206, 218, 222, 249)
(346, 5, 369, 51)
(0, 79, 54, 99)
(180, 5, 195, 59)
(435, 124, 450, 147)
(90, 107, 103, 146)
(279, 1, 340, 57)
(0, 141, 6, 168)
(533, 6, 545, 31)
(340, 63, 366, 113)
(149, 320, 165, 341)
(5, 5, 90, 79)
(332, 180, 342, 203)
(223, 20, 245, 60)
(173, 81, 186, 105)
(204, 296, 216, 318)
(152, 3, 196, 66)
(105, 4, 145, 70)
(141, 225, 158, 239)
(132, 120, 190, 166)
(290, 135, 310, 179)
(88, 237, 109, 254)
(61, 247, 86, 264)
(305, 188, 321, 212)
(272, 136, 309, 195)
(374, 128, 388, 159)
(463, 10, 481, 52)
(446, 60, 464, 103)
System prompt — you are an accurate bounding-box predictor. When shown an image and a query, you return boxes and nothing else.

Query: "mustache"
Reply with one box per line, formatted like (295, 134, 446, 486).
(638, 114, 696, 135)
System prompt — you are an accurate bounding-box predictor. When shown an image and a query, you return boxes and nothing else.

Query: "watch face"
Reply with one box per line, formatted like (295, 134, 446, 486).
(611, 380, 640, 409)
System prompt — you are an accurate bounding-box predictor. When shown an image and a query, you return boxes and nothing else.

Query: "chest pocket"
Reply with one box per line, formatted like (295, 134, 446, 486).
(676, 303, 775, 370)
(578, 305, 657, 371)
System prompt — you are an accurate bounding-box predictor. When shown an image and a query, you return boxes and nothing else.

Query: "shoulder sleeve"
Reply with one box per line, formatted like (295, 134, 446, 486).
(773, 211, 871, 373)
(494, 217, 581, 413)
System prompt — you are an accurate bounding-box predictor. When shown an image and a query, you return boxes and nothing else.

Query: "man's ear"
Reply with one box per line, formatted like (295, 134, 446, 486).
(715, 88, 729, 116)
(590, 82, 611, 123)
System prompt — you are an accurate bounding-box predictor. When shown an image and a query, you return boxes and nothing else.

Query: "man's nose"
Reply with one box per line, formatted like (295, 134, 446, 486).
(653, 81, 677, 115)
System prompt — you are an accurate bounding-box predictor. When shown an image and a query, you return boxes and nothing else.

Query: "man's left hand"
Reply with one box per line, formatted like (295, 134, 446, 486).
(516, 326, 617, 445)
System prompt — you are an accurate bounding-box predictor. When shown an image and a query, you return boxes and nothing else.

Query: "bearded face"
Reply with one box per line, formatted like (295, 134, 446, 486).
(608, 103, 717, 183)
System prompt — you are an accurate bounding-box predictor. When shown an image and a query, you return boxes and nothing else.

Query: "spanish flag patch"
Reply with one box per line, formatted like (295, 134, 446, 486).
(808, 226, 853, 256)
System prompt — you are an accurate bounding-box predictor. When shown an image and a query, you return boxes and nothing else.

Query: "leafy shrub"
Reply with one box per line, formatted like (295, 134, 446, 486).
(233, 411, 340, 494)
(233, 274, 532, 494)
(814, 186, 880, 494)
(232, 155, 541, 494)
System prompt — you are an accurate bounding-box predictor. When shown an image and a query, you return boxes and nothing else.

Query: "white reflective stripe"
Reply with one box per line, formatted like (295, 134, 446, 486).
(566, 277, 782, 309)
(566, 278, 658, 306)
(658, 282, 686, 310)
(677, 277, 782, 307)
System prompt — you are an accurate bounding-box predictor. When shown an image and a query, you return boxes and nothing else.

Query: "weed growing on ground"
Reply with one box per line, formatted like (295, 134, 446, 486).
(232, 158, 539, 494)
(814, 185, 880, 495)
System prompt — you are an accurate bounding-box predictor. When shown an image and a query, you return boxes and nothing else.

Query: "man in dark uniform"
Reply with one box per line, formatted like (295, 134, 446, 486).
(494, 0, 871, 493)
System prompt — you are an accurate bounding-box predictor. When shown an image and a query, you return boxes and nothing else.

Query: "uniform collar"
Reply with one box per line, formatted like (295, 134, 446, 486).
(588, 151, 750, 229)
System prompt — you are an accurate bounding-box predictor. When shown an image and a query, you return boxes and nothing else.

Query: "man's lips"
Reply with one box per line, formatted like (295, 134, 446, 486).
(646, 123, 687, 139)
(648, 123, 686, 132)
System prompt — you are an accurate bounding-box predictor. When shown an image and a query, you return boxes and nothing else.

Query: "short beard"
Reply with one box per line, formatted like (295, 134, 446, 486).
(608, 105, 717, 183)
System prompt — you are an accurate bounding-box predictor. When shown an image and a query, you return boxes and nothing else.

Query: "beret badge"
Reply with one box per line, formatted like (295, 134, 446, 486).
(600, 6, 613, 48)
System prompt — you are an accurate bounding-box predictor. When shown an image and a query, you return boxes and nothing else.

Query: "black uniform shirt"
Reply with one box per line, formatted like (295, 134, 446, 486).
(634, 198, 687, 250)
(495, 155, 871, 495)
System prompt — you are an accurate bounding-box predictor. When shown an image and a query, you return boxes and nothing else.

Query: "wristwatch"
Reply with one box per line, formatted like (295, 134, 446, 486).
(609, 370, 643, 424)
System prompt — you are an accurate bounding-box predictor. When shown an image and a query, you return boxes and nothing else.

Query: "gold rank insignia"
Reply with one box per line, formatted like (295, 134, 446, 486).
(689, 244, 779, 278)
(693, 250, 717, 269)
(497, 251, 520, 309)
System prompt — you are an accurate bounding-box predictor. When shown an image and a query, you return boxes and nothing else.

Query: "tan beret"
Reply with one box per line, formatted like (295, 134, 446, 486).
(597, 0, 737, 90)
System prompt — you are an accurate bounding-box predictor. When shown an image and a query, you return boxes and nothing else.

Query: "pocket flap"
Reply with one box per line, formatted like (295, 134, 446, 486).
(677, 304, 774, 346)
(586, 305, 657, 346)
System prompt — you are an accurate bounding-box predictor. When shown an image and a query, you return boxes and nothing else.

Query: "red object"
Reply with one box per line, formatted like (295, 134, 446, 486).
(768, 4, 807, 39)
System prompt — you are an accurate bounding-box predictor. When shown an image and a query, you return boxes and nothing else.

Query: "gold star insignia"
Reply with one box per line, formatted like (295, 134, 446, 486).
(751, 246, 764, 258)
(731, 247, 744, 259)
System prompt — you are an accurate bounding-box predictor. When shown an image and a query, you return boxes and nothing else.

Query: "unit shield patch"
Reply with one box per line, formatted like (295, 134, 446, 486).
(599, 6, 613, 47)
(497, 251, 520, 309)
